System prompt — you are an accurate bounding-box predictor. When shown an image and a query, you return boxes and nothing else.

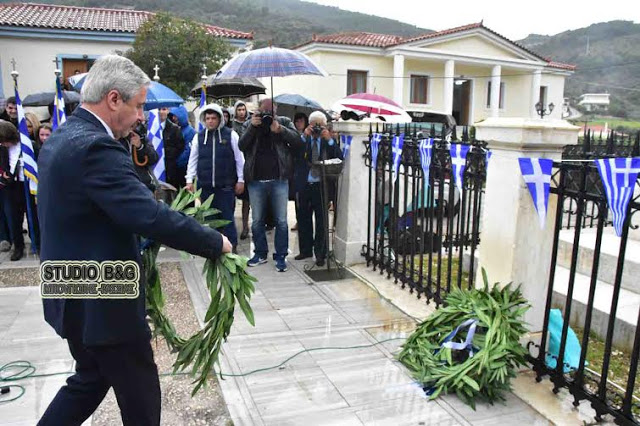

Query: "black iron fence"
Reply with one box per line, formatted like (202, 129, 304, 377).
(360, 124, 487, 306)
(529, 133, 640, 425)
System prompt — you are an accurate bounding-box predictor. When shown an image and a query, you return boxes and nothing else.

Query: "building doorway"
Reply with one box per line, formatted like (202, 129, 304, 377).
(452, 79, 472, 126)
(62, 59, 94, 90)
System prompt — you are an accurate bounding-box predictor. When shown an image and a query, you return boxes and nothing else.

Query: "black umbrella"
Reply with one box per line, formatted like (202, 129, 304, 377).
(191, 76, 266, 99)
(23, 90, 81, 107)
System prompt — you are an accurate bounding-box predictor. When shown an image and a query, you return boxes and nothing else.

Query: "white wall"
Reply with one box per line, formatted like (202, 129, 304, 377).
(0, 36, 131, 100)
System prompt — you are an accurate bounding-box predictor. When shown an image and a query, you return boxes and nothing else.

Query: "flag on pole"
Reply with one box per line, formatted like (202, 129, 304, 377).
(52, 76, 66, 130)
(340, 134, 352, 160)
(198, 86, 206, 133)
(486, 150, 493, 169)
(595, 157, 640, 237)
(418, 138, 433, 183)
(450, 144, 470, 194)
(519, 157, 553, 229)
(146, 109, 166, 182)
(370, 133, 382, 169)
(14, 87, 38, 195)
(392, 134, 404, 183)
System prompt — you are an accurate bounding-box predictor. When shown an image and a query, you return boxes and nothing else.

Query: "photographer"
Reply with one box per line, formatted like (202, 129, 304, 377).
(239, 98, 303, 272)
(294, 111, 342, 266)
(121, 121, 159, 192)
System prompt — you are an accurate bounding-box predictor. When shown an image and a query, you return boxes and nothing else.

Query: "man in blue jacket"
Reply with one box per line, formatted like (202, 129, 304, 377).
(36, 55, 231, 426)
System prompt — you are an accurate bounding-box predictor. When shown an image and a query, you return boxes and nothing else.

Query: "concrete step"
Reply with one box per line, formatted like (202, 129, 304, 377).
(557, 228, 640, 293)
(552, 265, 639, 351)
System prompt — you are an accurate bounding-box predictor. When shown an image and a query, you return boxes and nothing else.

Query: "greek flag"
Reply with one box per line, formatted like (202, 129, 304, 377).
(14, 87, 38, 195)
(450, 144, 470, 194)
(52, 76, 66, 130)
(198, 87, 206, 133)
(340, 134, 352, 160)
(370, 133, 382, 169)
(595, 157, 640, 237)
(518, 157, 553, 229)
(146, 109, 166, 182)
(486, 150, 493, 169)
(418, 138, 433, 183)
(392, 134, 404, 183)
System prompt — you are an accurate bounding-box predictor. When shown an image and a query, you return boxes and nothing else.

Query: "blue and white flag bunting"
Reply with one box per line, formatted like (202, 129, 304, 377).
(595, 157, 640, 237)
(198, 87, 206, 133)
(519, 157, 553, 229)
(486, 150, 493, 169)
(340, 134, 352, 160)
(52, 76, 66, 130)
(450, 144, 470, 194)
(392, 134, 404, 183)
(418, 138, 433, 183)
(14, 87, 38, 195)
(370, 133, 382, 169)
(146, 109, 166, 182)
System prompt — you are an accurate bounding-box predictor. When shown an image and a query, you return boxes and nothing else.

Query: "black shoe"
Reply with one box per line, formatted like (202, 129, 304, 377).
(294, 253, 312, 261)
(10, 248, 24, 261)
(316, 258, 325, 267)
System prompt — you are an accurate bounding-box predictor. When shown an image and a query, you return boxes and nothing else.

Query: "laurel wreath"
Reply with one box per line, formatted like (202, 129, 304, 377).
(398, 270, 530, 408)
(142, 187, 256, 395)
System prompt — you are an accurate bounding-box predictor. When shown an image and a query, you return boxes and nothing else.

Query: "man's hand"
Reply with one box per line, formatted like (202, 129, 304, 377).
(303, 125, 313, 137)
(234, 182, 245, 195)
(129, 132, 142, 149)
(250, 113, 262, 127)
(186, 183, 194, 193)
(320, 128, 331, 140)
(221, 235, 232, 254)
(270, 119, 281, 134)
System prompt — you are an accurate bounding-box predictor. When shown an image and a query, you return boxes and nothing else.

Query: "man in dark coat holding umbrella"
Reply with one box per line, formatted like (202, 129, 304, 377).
(36, 55, 231, 426)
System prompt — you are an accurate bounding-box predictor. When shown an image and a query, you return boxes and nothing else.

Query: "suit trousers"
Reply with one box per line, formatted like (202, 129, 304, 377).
(38, 338, 160, 426)
(297, 182, 326, 260)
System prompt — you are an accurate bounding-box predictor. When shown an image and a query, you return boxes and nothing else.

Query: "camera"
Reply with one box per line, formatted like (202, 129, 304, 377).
(311, 124, 323, 136)
(256, 112, 273, 128)
(133, 121, 147, 140)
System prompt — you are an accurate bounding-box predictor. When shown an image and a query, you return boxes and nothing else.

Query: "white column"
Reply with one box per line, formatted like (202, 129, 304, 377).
(475, 118, 580, 332)
(530, 69, 542, 118)
(393, 54, 405, 107)
(443, 60, 454, 115)
(490, 65, 501, 118)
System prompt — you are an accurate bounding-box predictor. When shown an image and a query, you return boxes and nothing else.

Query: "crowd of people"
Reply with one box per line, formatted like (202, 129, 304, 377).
(0, 81, 344, 270)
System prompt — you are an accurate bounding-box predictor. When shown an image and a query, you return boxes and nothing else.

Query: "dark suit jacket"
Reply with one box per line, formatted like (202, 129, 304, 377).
(161, 120, 185, 188)
(37, 107, 224, 346)
(293, 135, 343, 194)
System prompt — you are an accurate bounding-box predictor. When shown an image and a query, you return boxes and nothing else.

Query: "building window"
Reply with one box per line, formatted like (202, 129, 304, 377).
(410, 75, 429, 104)
(486, 81, 505, 109)
(539, 86, 548, 106)
(347, 70, 367, 95)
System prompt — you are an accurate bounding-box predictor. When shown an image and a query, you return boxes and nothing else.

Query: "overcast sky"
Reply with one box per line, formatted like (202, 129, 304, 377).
(304, 0, 639, 41)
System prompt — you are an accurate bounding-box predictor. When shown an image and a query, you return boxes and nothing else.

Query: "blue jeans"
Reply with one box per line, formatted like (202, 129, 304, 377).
(248, 180, 288, 260)
(200, 186, 238, 247)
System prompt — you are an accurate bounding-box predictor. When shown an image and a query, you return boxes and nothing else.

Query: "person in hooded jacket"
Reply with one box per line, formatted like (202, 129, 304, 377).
(232, 101, 251, 239)
(186, 103, 245, 251)
(169, 105, 196, 181)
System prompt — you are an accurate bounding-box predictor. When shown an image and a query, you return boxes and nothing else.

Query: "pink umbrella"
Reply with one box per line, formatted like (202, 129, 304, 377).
(331, 93, 411, 123)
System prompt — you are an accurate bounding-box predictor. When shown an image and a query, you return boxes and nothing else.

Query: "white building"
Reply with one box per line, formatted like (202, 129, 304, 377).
(578, 93, 610, 112)
(0, 2, 253, 99)
(275, 23, 575, 125)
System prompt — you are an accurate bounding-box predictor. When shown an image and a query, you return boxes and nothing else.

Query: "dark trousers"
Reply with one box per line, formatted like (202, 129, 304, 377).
(0, 189, 11, 242)
(298, 182, 326, 260)
(38, 338, 160, 426)
(5, 181, 26, 249)
(201, 186, 238, 247)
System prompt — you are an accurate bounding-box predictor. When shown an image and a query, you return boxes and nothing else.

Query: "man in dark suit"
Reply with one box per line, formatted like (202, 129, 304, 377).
(36, 55, 231, 426)
(294, 111, 343, 267)
(158, 107, 185, 190)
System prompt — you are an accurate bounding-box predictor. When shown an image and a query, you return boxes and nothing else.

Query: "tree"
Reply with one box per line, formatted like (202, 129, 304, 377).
(125, 13, 232, 98)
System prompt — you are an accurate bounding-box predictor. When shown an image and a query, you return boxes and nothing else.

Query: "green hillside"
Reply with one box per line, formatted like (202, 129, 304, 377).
(4, 0, 428, 47)
(519, 21, 640, 118)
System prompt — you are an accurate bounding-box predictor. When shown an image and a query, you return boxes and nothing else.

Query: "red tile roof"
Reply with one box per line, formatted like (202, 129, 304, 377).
(297, 22, 574, 71)
(0, 2, 253, 39)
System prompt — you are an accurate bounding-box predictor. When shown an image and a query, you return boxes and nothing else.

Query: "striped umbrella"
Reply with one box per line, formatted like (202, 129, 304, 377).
(332, 93, 411, 123)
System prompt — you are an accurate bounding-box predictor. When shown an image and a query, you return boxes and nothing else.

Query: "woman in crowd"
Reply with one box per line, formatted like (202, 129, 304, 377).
(37, 124, 52, 145)
(291, 112, 309, 232)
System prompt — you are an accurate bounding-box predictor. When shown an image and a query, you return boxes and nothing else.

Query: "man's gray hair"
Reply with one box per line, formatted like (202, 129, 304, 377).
(309, 110, 327, 126)
(81, 55, 150, 104)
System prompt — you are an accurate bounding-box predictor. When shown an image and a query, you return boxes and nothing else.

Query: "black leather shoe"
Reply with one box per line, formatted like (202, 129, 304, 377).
(294, 253, 312, 260)
(316, 258, 325, 267)
(10, 248, 24, 261)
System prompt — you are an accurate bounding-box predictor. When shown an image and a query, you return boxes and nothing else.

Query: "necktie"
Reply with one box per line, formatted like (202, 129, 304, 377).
(311, 139, 321, 178)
